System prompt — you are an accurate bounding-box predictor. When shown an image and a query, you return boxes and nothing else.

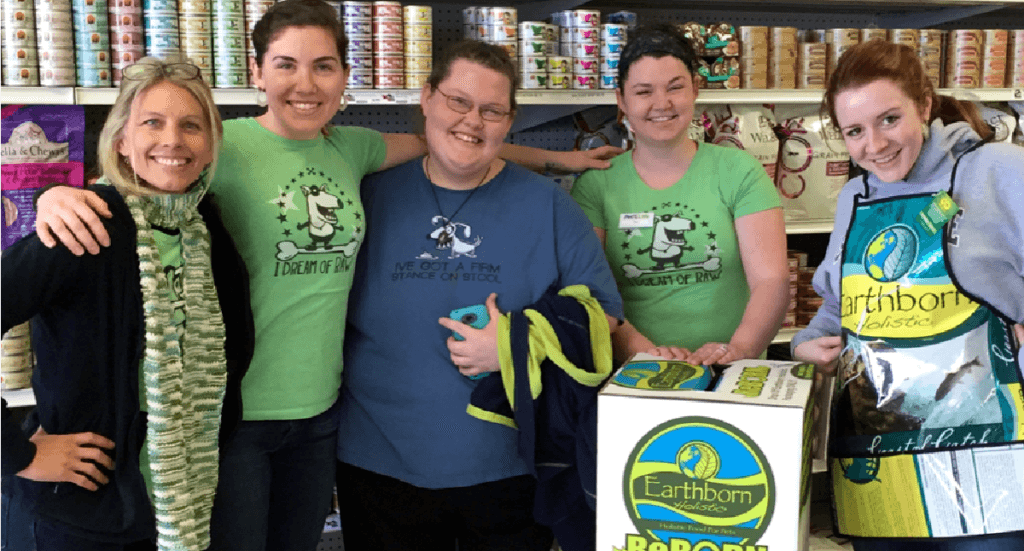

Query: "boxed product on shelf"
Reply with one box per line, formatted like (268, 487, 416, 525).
(596, 355, 815, 551)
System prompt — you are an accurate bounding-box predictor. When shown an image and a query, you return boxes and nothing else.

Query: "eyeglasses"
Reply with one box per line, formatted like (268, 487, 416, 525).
(433, 88, 511, 122)
(122, 62, 202, 81)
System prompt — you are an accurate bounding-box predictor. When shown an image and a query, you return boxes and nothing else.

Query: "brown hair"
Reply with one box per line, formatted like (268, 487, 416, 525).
(251, 0, 348, 68)
(426, 40, 519, 112)
(823, 40, 991, 139)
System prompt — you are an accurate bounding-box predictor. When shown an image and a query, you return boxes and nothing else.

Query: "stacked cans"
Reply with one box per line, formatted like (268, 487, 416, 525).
(1010, 30, 1024, 87)
(212, 0, 246, 87)
(144, 0, 180, 61)
(861, 28, 887, 42)
(36, 0, 76, 86)
(372, 1, 402, 88)
(771, 27, 798, 89)
(889, 28, 918, 50)
(597, 23, 625, 89)
(518, 21, 560, 89)
(463, 7, 519, 62)
(0, 323, 33, 391)
(981, 29, 1008, 88)
(945, 29, 982, 88)
(552, 9, 601, 90)
(403, 4, 429, 89)
(3, 0, 38, 85)
(244, 0, 273, 85)
(797, 42, 826, 89)
(73, 0, 111, 87)
(825, 28, 859, 80)
(919, 29, 943, 87)
(109, 0, 144, 85)
(739, 26, 768, 89)
(179, 0, 213, 83)
(342, 1, 372, 89)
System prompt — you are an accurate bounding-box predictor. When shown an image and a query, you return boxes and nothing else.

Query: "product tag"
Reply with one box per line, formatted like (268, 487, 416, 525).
(915, 191, 959, 236)
(619, 212, 654, 229)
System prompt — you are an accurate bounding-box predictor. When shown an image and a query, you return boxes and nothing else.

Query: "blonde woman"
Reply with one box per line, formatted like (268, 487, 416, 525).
(0, 56, 249, 551)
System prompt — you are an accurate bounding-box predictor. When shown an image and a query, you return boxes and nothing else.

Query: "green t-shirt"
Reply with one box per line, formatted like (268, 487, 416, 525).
(571, 143, 781, 350)
(211, 119, 386, 420)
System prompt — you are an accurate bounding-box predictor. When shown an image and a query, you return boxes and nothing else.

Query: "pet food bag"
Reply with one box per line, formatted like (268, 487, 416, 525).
(772, 104, 850, 223)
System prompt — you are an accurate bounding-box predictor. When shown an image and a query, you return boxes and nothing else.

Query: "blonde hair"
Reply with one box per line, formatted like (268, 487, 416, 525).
(97, 55, 223, 197)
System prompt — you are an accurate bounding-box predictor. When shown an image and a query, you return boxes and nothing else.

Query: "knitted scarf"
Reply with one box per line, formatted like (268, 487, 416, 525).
(121, 175, 227, 551)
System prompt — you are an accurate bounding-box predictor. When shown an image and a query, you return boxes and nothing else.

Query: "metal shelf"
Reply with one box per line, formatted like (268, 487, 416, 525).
(786, 220, 834, 234)
(5, 86, 1022, 106)
(1, 388, 35, 408)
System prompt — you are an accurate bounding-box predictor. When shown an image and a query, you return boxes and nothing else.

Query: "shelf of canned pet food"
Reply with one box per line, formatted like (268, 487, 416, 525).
(3, 85, 1021, 105)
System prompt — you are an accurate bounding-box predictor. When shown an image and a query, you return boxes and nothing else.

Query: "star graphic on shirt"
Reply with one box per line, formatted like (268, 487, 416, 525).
(354, 212, 362, 220)
(624, 254, 631, 262)
(282, 229, 291, 237)
(707, 231, 716, 240)
(701, 221, 709, 228)
(346, 199, 354, 206)
(269, 187, 298, 212)
(707, 243, 719, 256)
(620, 240, 630, 250)
(277, 214, 287, 223)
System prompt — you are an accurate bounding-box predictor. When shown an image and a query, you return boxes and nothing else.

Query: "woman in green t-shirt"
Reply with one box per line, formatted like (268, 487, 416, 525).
(571, 24, 790, 366)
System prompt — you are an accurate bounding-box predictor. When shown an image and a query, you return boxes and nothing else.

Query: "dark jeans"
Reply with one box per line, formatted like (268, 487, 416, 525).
(852, 531, 1024, 551)
(1, 490, 34, 551)
(336, 462, 553, 551)
(33, 520, 153, 551)
(208, 401, 340, 551)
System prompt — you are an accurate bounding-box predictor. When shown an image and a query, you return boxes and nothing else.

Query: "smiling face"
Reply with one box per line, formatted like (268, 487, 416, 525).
(834, 78, 932, 183)
(617, 55, 699, 146)
(420, 59, 513, 184)
(117, 81, 213, 194)
(252, 25, 347, 140)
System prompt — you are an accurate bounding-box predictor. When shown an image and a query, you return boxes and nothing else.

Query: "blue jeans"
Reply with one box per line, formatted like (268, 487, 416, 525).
(852, 531, 1024, 551)
(208, 401, 340, 551)
(1, 489, 34, 551)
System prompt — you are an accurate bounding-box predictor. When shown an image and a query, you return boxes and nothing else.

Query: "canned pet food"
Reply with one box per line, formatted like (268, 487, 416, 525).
(347, 69, 373, 88)
(405, 70, 428, 89)
(343, 18, 371, 36)
(572, 74, 597, 89)
(520, 72, 548, 89)
(212, 0, 243, 13)
(372, 1, 401, 19)
(599, 74, 617, 88)
(214, 68, 247, 87)
(111, 49, 145, 66)
(571, 9, 600, 28)
(889, 28, 918, 47)
(519, 40, 546, 55)
(179, 13, 211, 33)
(403, 5, 430, 24)
(213, 15, 245, 33)
(35, 11, 74, 29)
(348, 38, 373, 53)
(78, 66, 112, 87)
(180, 33, 211, 51)
(485, 7, 516, 26)
(144, 10, 179, 30)
(404, 24, 431, 41)
(374, 69, 404, 88)
(600, 42, 624, 57)
(404, 40, 431, 55)
(859, 28, 886, 42)
(145, 30, 179, 50)
(76, 32, 110, 49)
(343, 1, 372, 19)
(144, 0, 176, 9)
(4, 47, 37, 64)
(373, 38, 403, 54)
(599, 56, 619, 73)
(518, 21, 545, 41)
(36, 29, 74, 48)
(490, 40, 516, 59)
(572, 42, 599, 57)
(211, 52, 245, 69)
(346, 53, 373, 70)
(547, 56, 570, 74)
(216, 33, 246, 51)
(547, 73, 570, 89)
(404, 55, 431, 72)
(601, 24, 627, 42)
(372, 19, 402, 37)
(573, 57, 599, 75)
(178, 0, 212, 12)
(559, 42, 573, 57)
(374, 53, 403, 70)
(571, 27, 600, 44)
(38, 47, 75, 65)
(520, 55, 546, 71)
(4, 25, 36, 46)
(40, 65, 77, 86)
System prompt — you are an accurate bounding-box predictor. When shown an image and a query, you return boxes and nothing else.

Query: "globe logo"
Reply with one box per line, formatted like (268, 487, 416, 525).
(863, 225, 918, 282)
(677, 441, 720, 479)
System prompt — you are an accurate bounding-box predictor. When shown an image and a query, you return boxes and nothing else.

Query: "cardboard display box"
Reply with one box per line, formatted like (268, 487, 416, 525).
(596, 355, 817, 551)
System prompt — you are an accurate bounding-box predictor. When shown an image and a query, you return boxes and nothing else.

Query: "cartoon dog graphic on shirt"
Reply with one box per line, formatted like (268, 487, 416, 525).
(297, 185, 342, 250)
(429, 216, 482, 258)
(621, 212, 721, 279)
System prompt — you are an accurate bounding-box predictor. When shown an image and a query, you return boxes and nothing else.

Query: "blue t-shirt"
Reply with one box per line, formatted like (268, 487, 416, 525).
(337, 158, 622, 489)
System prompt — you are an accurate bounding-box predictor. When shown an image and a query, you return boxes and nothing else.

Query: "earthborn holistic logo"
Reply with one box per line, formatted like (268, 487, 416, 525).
(619, 417, 775, 551)
(613, 361, 713, 391)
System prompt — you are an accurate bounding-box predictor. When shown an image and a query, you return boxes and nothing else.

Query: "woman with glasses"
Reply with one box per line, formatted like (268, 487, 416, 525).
(570, 24, 789, 366)
(334, 39, 623, 551)
(1, 56, 247, 551)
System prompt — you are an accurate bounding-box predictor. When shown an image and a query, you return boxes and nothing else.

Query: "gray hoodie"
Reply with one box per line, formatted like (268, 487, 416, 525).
(792, 119, 1024, 363)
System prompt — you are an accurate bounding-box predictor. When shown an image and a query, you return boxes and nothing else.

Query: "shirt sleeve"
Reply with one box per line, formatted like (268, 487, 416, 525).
(553, 186, 623, 319)
(569, 168, 608, 231)
(330, 125, 388, 178)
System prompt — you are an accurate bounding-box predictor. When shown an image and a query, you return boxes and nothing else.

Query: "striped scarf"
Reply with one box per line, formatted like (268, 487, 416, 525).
(123, 177, 227, 551)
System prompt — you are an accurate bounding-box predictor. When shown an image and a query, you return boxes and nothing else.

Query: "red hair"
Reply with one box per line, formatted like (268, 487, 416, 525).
(823, 39, 991, 139)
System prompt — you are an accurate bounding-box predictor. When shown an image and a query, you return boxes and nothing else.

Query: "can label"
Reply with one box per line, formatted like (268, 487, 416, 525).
(405, 71, 429, 89)
(521, 72, 548, 89)
(348, 69, 373, 87)
(346, 54, 373, 70)
(602, 23, 627, 42)
(521, 55, 547, 71)
(179, 14, 211, 33)
(213, 0, 244, 14)
(374, 54, 404, 70)
(573, 74, 597, 89)
(600, 56, 620, 73)
(374, 71, 404, 88)
(343, 1, 372, 19)
(144, 11, 180, 30)
(571, 27, 600, 44)
(404, 40, 431, 55)
(573, 42, 599, 57)
(348, 38, 373, 53)
(40, 66, 77, 85)
(404, 55, 431, 71)
(571, 9, 600, 28)
(520, 40, 546, 55)
(372, 19, 403, 37)
(372, 1, 402, 19)
(404, 24, 431, 41)
(573, 57, 599, 75)
(146, 31, 180, 50)
(519, 21, 546, 41)
(486, 7, 516, 26)
(492, 40, 517, 58)
(403, 5, 430, 24)
(38, 48, 76, 65)
(214, 70, 247, 87)
(547, 56, 571, 74)
(144, 0, 178, 9)
(599, 74, 617, 89)
(4, 48, 37, 64)
(373, 38, 403, 53)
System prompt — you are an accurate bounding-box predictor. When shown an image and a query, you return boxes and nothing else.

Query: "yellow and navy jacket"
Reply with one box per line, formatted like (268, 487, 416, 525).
(467, 284, 614, 551)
